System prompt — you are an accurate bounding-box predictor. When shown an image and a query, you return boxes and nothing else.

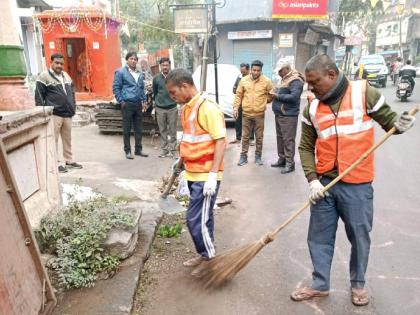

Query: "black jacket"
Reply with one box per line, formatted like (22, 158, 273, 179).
(272, 79, 304, 117)
(35, 70, 76, 117)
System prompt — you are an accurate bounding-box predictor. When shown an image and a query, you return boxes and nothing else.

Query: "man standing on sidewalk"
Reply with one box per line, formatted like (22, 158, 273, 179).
(165, 69, 226, 267)
(113, 52, 148, 159)
(153, 57, 178, 158)
(292, 54, 415, 306)
(234, 60, 273, 166)
(230, 63, 254, 144)
(35, 53, 82, 173)
(269, 63, 304, 174)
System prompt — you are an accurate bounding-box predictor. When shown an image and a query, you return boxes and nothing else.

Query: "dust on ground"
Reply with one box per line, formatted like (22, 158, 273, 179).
(132, 203, 228, 315)
(132, 212, 194, 315)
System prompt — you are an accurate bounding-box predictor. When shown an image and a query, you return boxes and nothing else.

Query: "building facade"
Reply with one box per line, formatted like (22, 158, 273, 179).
(375, 0, 420, 63)
(215, 0, 341, 80)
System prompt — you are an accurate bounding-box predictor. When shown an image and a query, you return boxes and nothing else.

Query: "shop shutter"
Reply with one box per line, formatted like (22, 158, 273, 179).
(233, 39, 273, 79)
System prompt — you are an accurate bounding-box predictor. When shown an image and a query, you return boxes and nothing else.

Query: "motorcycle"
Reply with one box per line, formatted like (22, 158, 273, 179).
(396, 75, 412, 102)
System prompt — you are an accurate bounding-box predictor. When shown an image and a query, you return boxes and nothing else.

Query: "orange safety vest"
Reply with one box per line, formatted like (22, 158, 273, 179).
(180, 94, 224, 173)
(308, 80, 374, 184)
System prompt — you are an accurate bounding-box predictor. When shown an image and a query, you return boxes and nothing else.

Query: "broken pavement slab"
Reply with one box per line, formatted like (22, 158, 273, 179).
(104, 202, 143, 260)
(158, 195, 185, 214)
(52, 202, 163, 315)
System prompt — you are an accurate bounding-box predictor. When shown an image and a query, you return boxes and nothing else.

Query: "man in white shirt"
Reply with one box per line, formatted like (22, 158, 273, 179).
(113, 52, 149, 159)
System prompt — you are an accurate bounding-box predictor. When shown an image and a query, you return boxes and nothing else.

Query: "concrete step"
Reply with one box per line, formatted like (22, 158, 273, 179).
(72, 111, 92, 127)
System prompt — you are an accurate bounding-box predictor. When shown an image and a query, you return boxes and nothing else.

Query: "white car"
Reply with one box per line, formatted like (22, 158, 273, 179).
(415, 64, 420, 76)
(192, 64, 240, 123)
(357, 54, 389, 87)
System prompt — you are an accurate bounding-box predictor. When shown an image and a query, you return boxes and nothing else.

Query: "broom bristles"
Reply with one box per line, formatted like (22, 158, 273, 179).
(192, 234, 274, 288)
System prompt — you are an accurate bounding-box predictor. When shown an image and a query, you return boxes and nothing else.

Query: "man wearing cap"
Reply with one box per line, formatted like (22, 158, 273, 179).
(269, 63, 305, 173)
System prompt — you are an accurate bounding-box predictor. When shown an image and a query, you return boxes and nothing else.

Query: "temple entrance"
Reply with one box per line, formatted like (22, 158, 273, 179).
(62, 38, 90, 93)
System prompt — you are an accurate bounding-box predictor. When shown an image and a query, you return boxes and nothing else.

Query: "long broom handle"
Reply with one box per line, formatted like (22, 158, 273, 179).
(270, 106, 419, 238)
(161, 158, 184, 199)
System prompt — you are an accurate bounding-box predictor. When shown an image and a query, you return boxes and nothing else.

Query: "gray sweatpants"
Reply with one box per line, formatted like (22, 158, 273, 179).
(308, 177, 374, 291)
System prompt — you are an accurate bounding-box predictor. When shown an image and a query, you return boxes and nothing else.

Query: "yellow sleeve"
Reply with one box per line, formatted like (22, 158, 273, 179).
(198, 101, 226, 140)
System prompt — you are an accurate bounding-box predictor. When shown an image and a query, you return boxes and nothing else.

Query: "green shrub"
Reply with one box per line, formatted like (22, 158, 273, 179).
(157, 224, 182, 238)
(39, 196, 135, 289)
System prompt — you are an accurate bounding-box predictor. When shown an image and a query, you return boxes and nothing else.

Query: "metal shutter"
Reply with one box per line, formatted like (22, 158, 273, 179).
(233, 39, 273, 79)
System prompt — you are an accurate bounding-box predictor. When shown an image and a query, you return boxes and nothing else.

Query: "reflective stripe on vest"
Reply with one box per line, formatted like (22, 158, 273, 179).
(309, 80, 374, 183)
(309, 81, 373, 140)
(180, 93, 224, 173)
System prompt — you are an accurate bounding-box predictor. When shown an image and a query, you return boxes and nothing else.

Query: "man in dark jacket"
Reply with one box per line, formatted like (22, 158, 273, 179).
(113, 52, 148, 159)
(270, 63, 304, 173)
(153, 57, 178, 158)
(35, 53, 82, 173)
(230, 63, 254, 144)
(399, 59, 417, 90)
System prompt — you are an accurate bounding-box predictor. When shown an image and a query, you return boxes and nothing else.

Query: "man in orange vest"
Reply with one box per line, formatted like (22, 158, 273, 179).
(165, 69, 226, 267)
(291, 54, 415, 306)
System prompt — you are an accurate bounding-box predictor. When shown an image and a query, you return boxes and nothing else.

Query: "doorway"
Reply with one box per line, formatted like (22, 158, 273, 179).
(62, 38, 90, 93)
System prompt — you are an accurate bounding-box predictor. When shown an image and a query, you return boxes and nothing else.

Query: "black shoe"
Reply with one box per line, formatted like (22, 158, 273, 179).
(237, 154, 248, 166)
(126, 152, 134, 159)
(281, 164, 295, 174)
(271, 160, 286, 168)
(135, 151, 148, 157)
(66, 162, 83, 169)
(58, 165, 68, 173)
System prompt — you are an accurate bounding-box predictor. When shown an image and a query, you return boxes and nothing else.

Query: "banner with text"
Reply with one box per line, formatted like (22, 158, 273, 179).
(272, 0, 328, 19)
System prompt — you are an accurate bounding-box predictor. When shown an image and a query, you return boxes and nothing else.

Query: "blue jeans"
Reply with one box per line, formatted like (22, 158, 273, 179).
(308, 177, 374, 291)
(187, 181, 220, 258)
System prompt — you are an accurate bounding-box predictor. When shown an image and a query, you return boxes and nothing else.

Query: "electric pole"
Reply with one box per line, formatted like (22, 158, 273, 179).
(211, 0, 219, 103)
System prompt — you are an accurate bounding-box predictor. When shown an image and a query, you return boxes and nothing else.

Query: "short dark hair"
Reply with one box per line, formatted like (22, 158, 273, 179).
(165, 69, 194, 86)
(406, 60, 411, 65)
(240, 63, 250, 70)
(125, 52, 138, 61)
(159, 57, 171, 64)
(251, 60, 263, 68)
(305, 54, 339, 74)
(51, 53, 64, 62)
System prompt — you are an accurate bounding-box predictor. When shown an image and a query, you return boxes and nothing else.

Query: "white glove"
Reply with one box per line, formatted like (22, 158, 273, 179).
(309, 179, 330, 204)
(394, 113, 416, 133)
(203, 172, 218, 196)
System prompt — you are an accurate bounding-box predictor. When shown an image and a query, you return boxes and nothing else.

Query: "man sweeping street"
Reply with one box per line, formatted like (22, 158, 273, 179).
(165, 69, 226, 267)
(293, 54, 416, 306)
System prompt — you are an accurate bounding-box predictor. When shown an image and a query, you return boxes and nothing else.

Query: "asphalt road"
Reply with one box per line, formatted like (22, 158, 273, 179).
(143, 78, 420, 315)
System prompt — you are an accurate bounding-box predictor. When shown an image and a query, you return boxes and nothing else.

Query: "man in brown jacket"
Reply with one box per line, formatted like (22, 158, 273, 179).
(234, 60, 273, 166)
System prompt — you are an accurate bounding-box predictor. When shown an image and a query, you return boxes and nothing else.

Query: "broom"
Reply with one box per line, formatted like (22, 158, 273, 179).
(192, 106, 419, 288)
(161, 158, 184, 199)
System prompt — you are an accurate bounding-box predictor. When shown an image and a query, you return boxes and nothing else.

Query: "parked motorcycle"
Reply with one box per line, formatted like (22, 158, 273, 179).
(396, 75, 413, 102)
